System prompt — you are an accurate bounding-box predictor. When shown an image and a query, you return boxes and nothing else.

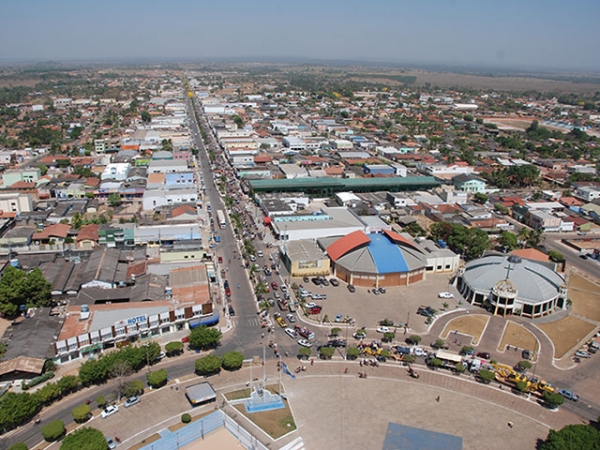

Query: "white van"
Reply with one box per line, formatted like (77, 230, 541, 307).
(257, 250, 263, 257)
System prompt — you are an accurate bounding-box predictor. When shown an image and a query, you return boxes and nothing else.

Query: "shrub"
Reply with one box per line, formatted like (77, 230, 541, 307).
(478, 369, 495, 384)
(299, 347, 312, 359)
(95, 395, 107, 408)
(8, 444, 28, 450)
(428, 358, 443, 370)
(41, 420, 65, 442)
(27, 371, 55, 388)
(379, 318, 394, 326)
(60, 427, 106, 449)
(165, 341, 183, 356)
(221, 351, 244, 371)
(383, 332, 395, 343)
(346, 347, 360, 360)
(124, 380, 144, 397)
(517, 360, 532, 370)
(181, 413, 191, 423)
(71, 404, 91, 423)
(403, 354, 416, 364)
(319, 347, 335, 360)
(408, 335, 421, 345)
(195, 355, 222, 376)
(147, 369, 168, 389)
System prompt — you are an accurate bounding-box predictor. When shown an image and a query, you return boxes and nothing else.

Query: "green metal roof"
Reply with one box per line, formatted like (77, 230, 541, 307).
(248, 176, 439, 194)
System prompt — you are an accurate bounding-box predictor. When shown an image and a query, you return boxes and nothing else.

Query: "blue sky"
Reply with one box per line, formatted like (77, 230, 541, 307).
(1, 0, 598, 71)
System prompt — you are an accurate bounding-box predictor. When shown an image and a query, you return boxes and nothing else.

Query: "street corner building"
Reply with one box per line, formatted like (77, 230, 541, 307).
(454, 253, 568, 318)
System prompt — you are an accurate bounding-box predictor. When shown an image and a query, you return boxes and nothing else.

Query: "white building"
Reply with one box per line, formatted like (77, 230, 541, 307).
(0, 192, 33, 213)
(101, 163, 131, 181)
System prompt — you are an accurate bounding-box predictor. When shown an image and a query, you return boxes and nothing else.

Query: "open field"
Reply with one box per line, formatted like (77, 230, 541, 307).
(441, 314, 489, 345)
(538, 316, 596, 359)
(568, 273, 600, 322)
(498, 321, 537, 353)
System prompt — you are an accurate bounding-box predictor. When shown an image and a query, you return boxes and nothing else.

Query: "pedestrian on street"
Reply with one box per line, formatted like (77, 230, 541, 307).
(436, 395, 440, 403)
(310, 358, 314, 366)
(508, 421, 514, 428)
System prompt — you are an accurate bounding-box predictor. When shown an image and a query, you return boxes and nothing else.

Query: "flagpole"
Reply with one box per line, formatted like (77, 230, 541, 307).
(279, 354, 282, 395)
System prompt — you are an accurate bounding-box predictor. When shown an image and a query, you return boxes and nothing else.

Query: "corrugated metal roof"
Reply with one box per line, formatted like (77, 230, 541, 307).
(326, 230, 370, 261)
(369, 233, 409, 274)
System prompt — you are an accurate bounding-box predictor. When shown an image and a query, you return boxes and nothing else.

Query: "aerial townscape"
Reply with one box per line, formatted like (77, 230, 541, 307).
(1, 2, 600, 450)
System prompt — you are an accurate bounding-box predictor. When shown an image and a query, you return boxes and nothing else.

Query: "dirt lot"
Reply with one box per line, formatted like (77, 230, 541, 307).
(441, 315, 489, 345)
(538, 316, 596, 359)
(498, 321, 537, 354)
(568, 273, 600, 322)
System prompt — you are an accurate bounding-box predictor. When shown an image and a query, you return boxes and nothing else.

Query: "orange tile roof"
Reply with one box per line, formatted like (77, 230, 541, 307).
(76, 224, 99, 242)
(326, 230, 370, 261)
(147, 173, 165, 184)
(171, 205, 196, 218)
(383, 230, 420, 251)
(85, 177, 100, 187)
(511, 248, 549, 262)
(127, 261, 147, 278)
(33, 223, 71, 240)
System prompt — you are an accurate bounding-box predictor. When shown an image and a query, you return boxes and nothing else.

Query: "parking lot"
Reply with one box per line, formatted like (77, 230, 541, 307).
(290, 272, 459, 337)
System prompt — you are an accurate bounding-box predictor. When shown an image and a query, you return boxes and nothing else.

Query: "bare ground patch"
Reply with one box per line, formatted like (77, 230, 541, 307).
(498, 321, 537, 353)
(126, 433, 161, 450)
(538, 316, 596, 359)
(568, 273, 600, 322)
(441, 314, 489, 345)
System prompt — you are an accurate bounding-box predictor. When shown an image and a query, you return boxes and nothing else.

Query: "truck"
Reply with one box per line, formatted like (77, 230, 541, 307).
(185, 382, 217, 406)
(274, 312, 288, 328)
(224, 280, 231, 297)
(294, 325, 315, 340)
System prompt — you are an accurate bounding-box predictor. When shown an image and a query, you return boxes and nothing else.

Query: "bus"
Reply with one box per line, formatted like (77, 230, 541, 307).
(216, 210, 226, 229)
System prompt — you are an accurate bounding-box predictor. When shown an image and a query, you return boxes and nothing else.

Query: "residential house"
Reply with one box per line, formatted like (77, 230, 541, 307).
(76, 224, 100, 250)
(453, 174, 487, 193)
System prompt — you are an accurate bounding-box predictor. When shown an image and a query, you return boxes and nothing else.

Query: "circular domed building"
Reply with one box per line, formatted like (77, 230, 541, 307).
(455, 254, 567, 318)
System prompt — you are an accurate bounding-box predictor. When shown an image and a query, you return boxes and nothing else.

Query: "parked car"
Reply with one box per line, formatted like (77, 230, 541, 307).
(311, 277, 322, 286)
(431, 341, 449, 350)
(378, 287, 386, 294)
(376, 327, 390, 334)
(438, 292, 454, 299)
(106, 437, 117, 449)
(320, 278, 330, 287)
(271, 282, 279, 290)
(308, 306, 322, 315)
(124, 396, 140, 408)
(522, 349, 531, 360)
(101, 405, 119, 418)
(330, 278, 339, 287)
(417, 306, 436, 317)
(305, 302, 317, 309)
(327, 339, 347, 348)
(286, 314, 296, 323)
(285, 328, 299, 339)
(298, 339, 313, 348)
(575, 350, 592, 358)
(280, 285, 288, 293)
(558, 389, 579, 402)
(303, 276, 310, 283)
(335, 314, 343, 322)
(347, 284, 356, 293)
(476, 352, 491, 360)
(228, 305, 235, 316)
(372, 289, 380, 295)
(413, 347, 427, 357)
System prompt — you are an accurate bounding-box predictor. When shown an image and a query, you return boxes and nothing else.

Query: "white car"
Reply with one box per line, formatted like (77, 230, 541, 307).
(413, 347, 427, 357)
(438, 292, 454, 299)
(101, 405, 119, 418)
(285, 328, 298, 339)
(298, 339, 312, 348)
(305, 302, 317, 309)
(286, 314, 296, 323)
(376, 327, 390, 334)
(123, 396, 140, 408)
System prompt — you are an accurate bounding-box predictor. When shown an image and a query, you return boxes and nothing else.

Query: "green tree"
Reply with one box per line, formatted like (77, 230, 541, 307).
(165, 341, 183, 356)
(540, 424, 600, 450)
(543, 391, 565, 409)
(141, 110, 151, 123)
(111, 360, 132, 399)
(36, 164, 48, 176)
(428, 358, 444, 370)
(95, 395, 107, 408)
(71, 404, 91, 423)
(473, 192, 488, 204)
(330, 327, 342, 336)
(107, 193, 121, 207)
(517, 360, 532, 370)
(189, 326, 222, 350)
(408, 335, 421, 345)
(319, 347, 336, 360)
(548, 250, 565, 263)
(0, 266, 53, 316)
(221, 351, 244, 371)
(41, 419, 65, 442)
(60, 427, 107, 450)
(232, 115, 244, 128)
(497, 231, 518, 251)
(195, 354, 222, 376)
(454, 362, 466, 375)
(403, 354, 416, 364)
(0, 392, 40, 430)
(124, 380, 144, 397)
(515, 381, 529, 394)
(56, 375, 79, 395)
(8, 443, 28, 450)
(346, 347, 359, 360)
(299, 347, 312, 359)
(147, 368, 168, 388)
(478, 369, 495, 384)
(383, 332, 396, 343)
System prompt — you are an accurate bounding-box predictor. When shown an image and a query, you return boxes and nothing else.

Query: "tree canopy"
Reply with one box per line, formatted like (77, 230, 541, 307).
(60, 427, 108, 450)
(195, 354, 222, 375)
(540, 424, 600, 450)
(189, 326, 222, 350)
(429, 222, 491, 260)
(221, 351, 244, 371)
(0, 266, 53, 316)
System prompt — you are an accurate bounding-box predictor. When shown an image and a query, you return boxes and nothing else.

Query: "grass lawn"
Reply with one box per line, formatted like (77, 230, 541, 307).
(441, 314, 489, 345)
(538, 316, 596, 358)
(498, 321, 537, 353)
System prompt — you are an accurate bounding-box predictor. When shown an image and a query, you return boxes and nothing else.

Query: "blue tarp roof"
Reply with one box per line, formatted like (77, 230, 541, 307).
(368, 233, 409, 274)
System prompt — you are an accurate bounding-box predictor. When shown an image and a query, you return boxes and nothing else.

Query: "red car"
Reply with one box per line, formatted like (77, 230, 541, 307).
(218, 256, 223, 264)
(271, 282, 279, 290)
(181, 336, 190, 343)
(308, 306, 322, 314)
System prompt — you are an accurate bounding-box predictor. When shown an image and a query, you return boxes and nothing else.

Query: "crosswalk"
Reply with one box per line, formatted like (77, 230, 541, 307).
(230, 316, 264, 329)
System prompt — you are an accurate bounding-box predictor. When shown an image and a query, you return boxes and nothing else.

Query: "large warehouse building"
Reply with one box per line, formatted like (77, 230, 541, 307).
(318, 230, 457, 288)
(454, 254, 568, 318)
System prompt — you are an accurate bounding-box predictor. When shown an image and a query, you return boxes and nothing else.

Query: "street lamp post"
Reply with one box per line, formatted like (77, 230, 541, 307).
(145, 343, 151, 374)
